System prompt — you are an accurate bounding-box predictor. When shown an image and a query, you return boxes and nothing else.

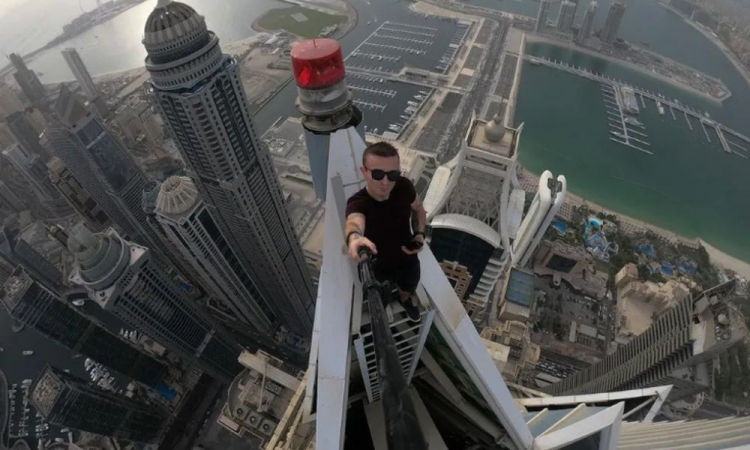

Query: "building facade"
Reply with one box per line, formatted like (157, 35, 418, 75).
(67, 225, 243, 382)
(154, 176, 276, 334)
(61, 48, 98, 100)
(31, 366, 168, 443)
(536, 0, 553, 32)
(2, 267, 170, 388)
(47, 157, 112, 232)
(601, 1, 626, 44)
(7, 110, 52, 161)
(9, 53, 46, 108)
(557, 1, 577, 33)
(51, 86, 189, 273)
(576, 0, 598, 44)
(0, 225, 61, 289)
(143, 1, 315, 335)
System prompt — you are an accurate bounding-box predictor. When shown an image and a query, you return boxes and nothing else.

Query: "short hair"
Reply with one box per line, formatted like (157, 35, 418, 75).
(363, 142, 399, 166)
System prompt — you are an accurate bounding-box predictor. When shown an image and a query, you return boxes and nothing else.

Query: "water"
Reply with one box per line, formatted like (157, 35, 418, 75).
(11, 0, 284, 83)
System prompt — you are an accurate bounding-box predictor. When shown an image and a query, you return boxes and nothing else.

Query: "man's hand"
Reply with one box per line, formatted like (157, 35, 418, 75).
(349, 235, 377, 262)
(401, 233, 425, 256)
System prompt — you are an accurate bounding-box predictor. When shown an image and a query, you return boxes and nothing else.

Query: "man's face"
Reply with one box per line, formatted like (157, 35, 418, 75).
(361, 154, 400, 199)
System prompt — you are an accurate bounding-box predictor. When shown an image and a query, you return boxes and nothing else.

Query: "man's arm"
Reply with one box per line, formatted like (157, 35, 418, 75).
(411, 195, 427, 234)
(402, 194, 427, 255)
(345, 213, 377, 261)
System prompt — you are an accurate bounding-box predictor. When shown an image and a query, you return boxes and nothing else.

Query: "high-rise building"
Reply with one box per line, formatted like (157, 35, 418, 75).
(153, 176, 276, 334)
(557, 1, 577, 33)
(143, 0, 314, 335)
(0, 225, 61, 289)
(2, 144, 61, 203)
(48, 157, 112, 232)
(61, 48, 98, 100)
(0, 180, 25, 212)
(31, 366, 168, 443)
(576, 0, 598, 44)
(601, 1, 626, 44)
(9, 53, 46, 108)
(7, 110, 52, 161)
(536, 0, 553, 32)
(545, 280, 744, 400)
(51, 86, 189, 271)
(0, 82, 24, 119)
(1, 267, 169, 388)
(67, 225, 243, 382)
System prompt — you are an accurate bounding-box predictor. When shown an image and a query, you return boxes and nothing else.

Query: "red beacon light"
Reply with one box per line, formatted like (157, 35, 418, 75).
(291, 39, 346, 89)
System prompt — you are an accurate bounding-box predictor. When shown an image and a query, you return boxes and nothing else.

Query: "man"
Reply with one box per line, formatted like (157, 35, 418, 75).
(345, 142, 427, 320)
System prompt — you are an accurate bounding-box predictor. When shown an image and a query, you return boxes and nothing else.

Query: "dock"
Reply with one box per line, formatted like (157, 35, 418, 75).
(527, 55, 750, 161)
(600, 83, 653, 155)
(683, 111, 693, 130)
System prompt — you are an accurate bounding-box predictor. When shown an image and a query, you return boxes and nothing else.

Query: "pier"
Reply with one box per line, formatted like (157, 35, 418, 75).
(527, 55, 750, 160)
(600, 84, 653, 155)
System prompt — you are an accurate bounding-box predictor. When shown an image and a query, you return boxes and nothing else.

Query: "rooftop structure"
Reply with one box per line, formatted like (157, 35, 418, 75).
(481, 321, 540, 382)
(217, 350, 303, 446)
(498, 267, 536, 323)
(0, 225, 62, 289)
(533, 239, 606, 298)
(47, 157, 112, 232)
(423, 115, 558, 319)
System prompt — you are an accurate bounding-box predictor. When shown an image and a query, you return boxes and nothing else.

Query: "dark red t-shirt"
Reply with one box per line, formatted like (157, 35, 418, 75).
(346, 177, 416, 266)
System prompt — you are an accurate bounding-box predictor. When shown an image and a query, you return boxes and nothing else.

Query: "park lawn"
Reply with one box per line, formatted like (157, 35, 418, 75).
(257, 6, 346, 38)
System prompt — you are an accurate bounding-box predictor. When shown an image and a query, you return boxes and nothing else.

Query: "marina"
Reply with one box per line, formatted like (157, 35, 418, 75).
(527, 55, 750, 160)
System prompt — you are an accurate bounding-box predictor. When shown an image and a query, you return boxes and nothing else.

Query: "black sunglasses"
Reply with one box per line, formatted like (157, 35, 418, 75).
(366, 167, 400, 181)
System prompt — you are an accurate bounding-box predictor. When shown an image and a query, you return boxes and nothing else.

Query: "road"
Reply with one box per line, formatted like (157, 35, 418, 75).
(416, 0, 510, 163)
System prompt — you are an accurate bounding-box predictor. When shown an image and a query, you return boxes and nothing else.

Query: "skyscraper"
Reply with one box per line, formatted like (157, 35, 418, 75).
(0, 225, 61, 289)
(51, 86, 190, 272)
(536, 0, 553, 32)
(47, 157, 112, 232)
(557, 1, 577, 33)
(544, 280, 743, 400)
(576, 0, 598, 45)
(9, 53, 46, 108)
(31, 366, 168, 443)
(601, 1, 626, 44)
(2, 144, 63, 204)
(67, 225, 243, 382)
(7, 110, 52, 161)
(143, 0, 314, 335)
(154, 176, 276, 335)
(1, 267, 169, 388)
(61, 48, 98, 100)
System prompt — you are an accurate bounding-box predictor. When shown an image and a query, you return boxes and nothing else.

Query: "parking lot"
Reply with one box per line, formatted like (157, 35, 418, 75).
(347, 17, 471, 75)
(413, 91, 462, 153)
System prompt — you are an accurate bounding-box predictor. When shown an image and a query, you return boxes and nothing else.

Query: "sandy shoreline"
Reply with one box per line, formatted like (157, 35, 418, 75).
(524, 33, 723, 103)
(517, 166, 750, 278)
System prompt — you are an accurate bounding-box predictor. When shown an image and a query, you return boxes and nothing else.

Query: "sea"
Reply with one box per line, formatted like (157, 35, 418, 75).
(1, 0, 750, 443)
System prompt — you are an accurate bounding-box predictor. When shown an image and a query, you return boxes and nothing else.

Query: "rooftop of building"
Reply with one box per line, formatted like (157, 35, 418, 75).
(505, 268, 535, 307)
(155, 176, 200, 219)
(467, 117, 515, 158)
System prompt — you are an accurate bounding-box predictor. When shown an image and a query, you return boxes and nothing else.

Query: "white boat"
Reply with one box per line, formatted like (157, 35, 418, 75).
(624, 117, 642, 126)
(611, 131, 626, 139)
(72, 299, 85, 306)
(656, 101, 665, 115)
(22, 350, 34, 356)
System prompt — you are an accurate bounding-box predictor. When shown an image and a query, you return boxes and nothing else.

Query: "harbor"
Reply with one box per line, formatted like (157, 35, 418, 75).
(527, 55, 750, 160)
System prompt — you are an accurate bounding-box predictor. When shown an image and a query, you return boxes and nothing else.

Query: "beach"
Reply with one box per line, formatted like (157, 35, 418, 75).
(518, 166, 750, 279)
